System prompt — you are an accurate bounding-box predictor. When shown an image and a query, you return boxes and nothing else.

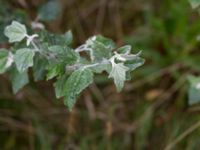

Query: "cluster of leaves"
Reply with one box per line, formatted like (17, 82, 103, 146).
(0, 21, 144, 110)
(187, 0, 200, 105)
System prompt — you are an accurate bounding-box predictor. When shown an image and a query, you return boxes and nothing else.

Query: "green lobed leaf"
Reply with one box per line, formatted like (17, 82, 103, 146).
(125, 57, 145, 71)
(125, 57, 145, 81)
(64, 68, 94, 110)
(9, 67, 29, 94)
(188, 76, 200, 105)
(108, 49, 144, 92)
(14, 48, 35, 73)
(94, 35, 116, 49)
(4, 21, 27, 43)
(38, 0, 61, 22)
(86, 35, 116, 62)
(109, 62, 129, 92)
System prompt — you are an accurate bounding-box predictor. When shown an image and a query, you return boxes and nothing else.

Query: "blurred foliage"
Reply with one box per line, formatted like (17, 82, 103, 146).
(1, 0, 200, 149)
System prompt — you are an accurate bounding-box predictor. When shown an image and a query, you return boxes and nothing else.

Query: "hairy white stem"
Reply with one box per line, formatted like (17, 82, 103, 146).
(66, 59, 110, 72)
(75, 45, 92, 53)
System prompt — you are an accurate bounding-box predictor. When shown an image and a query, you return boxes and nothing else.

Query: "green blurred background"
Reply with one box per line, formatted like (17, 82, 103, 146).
(1, 0, 200, 149)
